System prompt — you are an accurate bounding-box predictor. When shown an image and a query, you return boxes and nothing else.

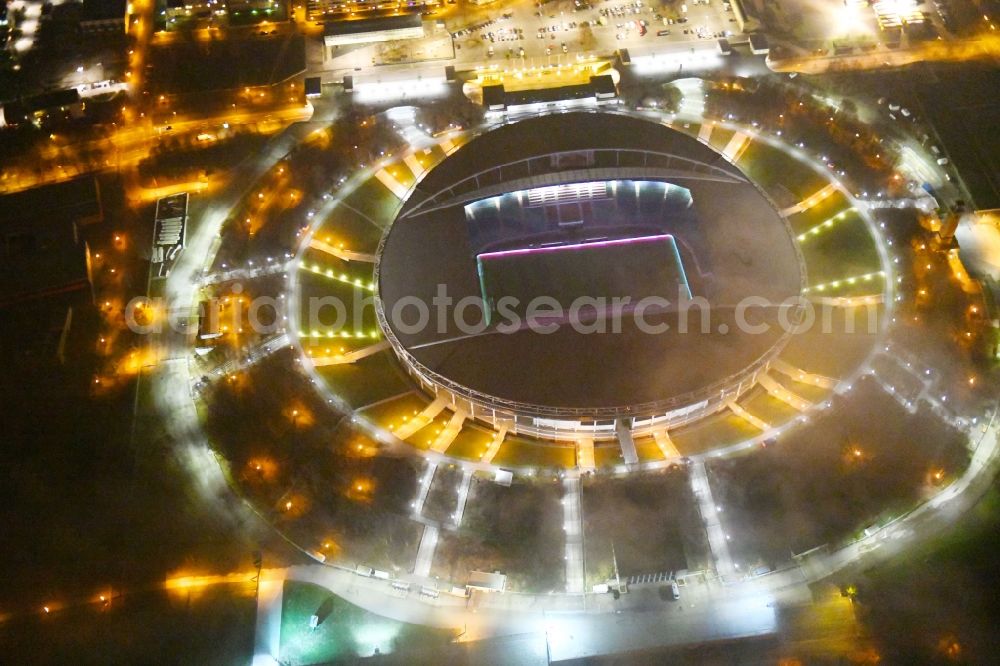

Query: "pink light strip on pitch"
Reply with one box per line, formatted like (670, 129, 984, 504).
(476, 234, 674, 261)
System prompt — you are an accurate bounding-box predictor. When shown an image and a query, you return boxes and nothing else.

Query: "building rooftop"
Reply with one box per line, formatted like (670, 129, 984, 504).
(1, 89, 81, 126)
(322, 13, 422, 37)
(81, 0, 127, 21)
(146, 34, 306, 94)
(0, 178, 100, 307)
(916, 64, 1000, 212)
(482, 75, 618, 110)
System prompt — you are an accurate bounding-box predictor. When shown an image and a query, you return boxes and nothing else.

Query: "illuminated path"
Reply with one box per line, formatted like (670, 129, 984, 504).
(562, 472, 586, 595)
(451, 469, 474, 528)
(309, 340, 390, 367)
(197, 259, 291, 286)
(721, 131, 751, 162)
(412, 462, 437, 518)
(768, 34, 1000, 75)
(690, 461, 736, 580)
(779, 183, 838, 217)
(727, 400, 770, 432)
(413, 526, 439, 579)
(253, 577, 284, 665)
(758, 373, 811, 412)
(480, 426, 507, 464)
(390, 395, 448, 441)
(575, 438, 595, 472)
(308, 237, 377, 264)
(430, 409, 468, 454)
(770, 359, 838, 390)
(653, 429, 681, 459)
(615, 419, 640, 467)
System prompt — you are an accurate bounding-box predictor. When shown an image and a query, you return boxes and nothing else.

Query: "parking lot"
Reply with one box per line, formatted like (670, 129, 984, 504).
(449, 0, 740, 65)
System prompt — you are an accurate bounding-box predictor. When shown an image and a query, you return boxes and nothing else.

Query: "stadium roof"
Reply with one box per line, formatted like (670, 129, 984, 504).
(378, 113, 803, 413)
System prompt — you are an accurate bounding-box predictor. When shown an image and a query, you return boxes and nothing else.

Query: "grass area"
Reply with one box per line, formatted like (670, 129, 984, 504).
(738, 388, 803, 427)
(409, 145, 447, 173)
(808, 274, 886, 299)
(671, 122, 702, 139)
(856, 484, 1000, 664)
(582, 468, 708, 583)
(444, 422, 496, 461)
(870, 355, 925, 403)
(381, 162, 416, 190)
(444, 132, 474, 153)
(737, 140, 828, 205)
(278, 581, 454, 665)
(777, 304, 881, 379)
(706, 126, 736, 152)
(798, 212, 881, 286)
(318, 206, 386, 255)
(594, 443, 624, 469)
(299, 248, 361, 277)
(204, 353, 424, 570)
(423, 464, 463, 524)
(786, 191, 852, 235)
(768, 372, 834, 404)
(297, 270, 378, 336)
(432, 477, 565, 592)
(315, 350, 413, 410)
(228, 5, 289, 25)
(635, 436, 666, 462)
(404, 412, 454, 451)
(491, 434, 576, 469)
(357, 392, 430, 432)
(670, 410, 763, 456)
(341, 178, 400, 229)
(300, 338, 376, 361)
(0, 585, 256, 665)
(706, 377, 970, 570)
(0, 287, 291, 628)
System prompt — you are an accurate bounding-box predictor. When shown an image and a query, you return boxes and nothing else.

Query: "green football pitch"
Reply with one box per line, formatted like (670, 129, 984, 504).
(476, 234, 691, 325)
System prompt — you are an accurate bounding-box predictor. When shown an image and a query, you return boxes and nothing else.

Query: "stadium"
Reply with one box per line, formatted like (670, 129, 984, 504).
(293, 111, 890, 467)
(377, 113, 805, 440)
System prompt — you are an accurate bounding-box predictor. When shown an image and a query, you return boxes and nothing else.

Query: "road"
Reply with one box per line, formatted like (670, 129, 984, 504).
(139, 93, 346, 582)
(768, 32, 1000, 74)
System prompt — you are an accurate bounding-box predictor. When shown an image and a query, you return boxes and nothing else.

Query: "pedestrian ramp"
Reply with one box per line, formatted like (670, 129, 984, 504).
(758, 373, 811, 412)
(727, 400, 770, 431)
(392, 394, 448, 440)
(430, 408, 467, 453)
(722, 131, 751, 162)
(481, 425, 507, 463)
(653, 429, 681, 459)
(575, 438, 595, 471)
(615, 419, 639, 466)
